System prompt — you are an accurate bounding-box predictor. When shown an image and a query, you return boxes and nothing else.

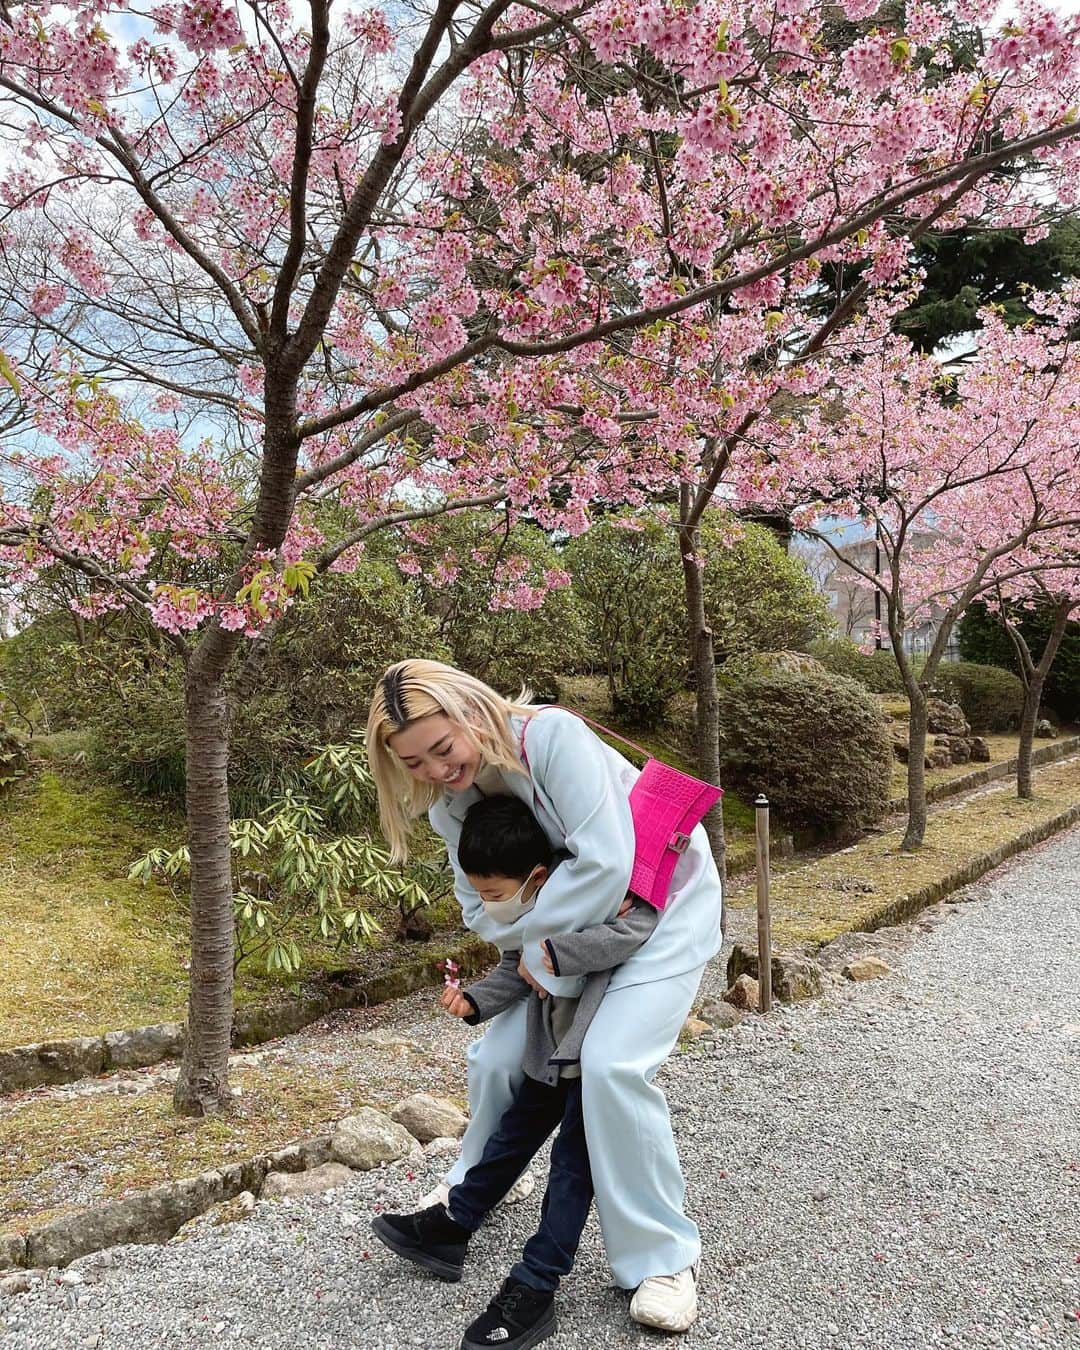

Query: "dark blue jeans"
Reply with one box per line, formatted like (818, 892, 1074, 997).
(447, 1074, 593, 1293)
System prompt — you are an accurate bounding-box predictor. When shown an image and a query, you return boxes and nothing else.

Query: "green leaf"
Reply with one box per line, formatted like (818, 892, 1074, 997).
(0, 350, 21, 397)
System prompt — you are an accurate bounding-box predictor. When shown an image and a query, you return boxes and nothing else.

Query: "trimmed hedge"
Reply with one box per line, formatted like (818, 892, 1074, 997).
(717, 669, 892, 837)
(930, 661, 1025, 733)
(808, 637, 907, 695)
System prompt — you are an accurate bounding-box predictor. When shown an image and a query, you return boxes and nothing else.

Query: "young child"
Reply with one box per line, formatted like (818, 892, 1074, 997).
(373, 794, 658, 1350)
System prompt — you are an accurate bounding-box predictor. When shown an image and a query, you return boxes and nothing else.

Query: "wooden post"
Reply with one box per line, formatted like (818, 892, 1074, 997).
(754, 793, 773, 1014)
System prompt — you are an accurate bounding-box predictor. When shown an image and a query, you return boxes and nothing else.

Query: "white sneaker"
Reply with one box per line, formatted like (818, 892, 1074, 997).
(416, 1171, 535, 1211)
(503, 1170, 536, 1203)
(629, 1262, 700, 1332)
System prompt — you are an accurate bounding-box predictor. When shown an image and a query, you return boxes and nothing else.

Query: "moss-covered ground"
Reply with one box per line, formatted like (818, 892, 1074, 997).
(0, 763, 467, 1049)
(727, 754, 1080, 948)
(0, 769, 192, 1047)
(0, 1058, 385, 1235)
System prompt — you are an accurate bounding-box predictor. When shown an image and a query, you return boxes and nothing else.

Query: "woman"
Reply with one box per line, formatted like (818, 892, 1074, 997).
(366, 659, 723, 1333)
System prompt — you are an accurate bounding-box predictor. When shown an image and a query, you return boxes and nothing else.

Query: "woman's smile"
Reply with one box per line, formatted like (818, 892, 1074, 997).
(388, 714, 482, 791)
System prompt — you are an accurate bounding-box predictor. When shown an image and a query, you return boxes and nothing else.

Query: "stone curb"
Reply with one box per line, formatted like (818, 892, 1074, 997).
(885, 733, 1080, 816)
(0, 936, 494, 1097)
(0, 1136, 332, 1272)
(856, 797, 1080, 933)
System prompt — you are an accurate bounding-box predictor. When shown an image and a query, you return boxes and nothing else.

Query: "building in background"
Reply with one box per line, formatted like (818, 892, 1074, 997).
(795, 524, 961, 662)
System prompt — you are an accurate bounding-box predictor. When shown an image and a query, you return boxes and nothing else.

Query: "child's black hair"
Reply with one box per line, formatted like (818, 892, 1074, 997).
(458, 795, 553, 880)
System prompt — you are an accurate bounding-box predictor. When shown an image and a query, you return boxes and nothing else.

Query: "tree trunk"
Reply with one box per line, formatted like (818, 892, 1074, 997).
(174, 665, 235, 1115)
(1013, 597, 1071, 801)
(679, 520, 726, 906)
(901, 687, 929, 851)
(1015, 675, 1046, 800)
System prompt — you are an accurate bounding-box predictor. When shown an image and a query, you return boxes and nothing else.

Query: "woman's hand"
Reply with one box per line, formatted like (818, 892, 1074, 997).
(440, 986, 473, 1018)
(517, 955, 548, 999)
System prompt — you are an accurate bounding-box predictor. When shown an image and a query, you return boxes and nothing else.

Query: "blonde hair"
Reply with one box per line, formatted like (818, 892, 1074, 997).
(366, 659, 536, 862)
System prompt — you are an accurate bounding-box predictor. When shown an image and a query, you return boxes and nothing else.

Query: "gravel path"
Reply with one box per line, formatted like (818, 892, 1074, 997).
(3, 827, 1080, 1349)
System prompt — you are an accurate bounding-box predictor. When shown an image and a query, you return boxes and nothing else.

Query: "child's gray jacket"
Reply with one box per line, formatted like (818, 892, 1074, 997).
(460, 898, 658, 1087)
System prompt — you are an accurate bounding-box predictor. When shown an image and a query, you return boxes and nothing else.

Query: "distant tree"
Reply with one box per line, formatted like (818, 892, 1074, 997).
(959, 600, 1080, 724)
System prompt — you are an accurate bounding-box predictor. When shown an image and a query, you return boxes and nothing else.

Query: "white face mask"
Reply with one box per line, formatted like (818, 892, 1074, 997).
(483, 869, 541, 925)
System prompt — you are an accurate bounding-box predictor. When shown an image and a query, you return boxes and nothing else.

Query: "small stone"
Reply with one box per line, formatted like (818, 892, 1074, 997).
(812, 1188, 829, 1202)
(261, 1163, 354, 1200)
(356, 1032, 423, 1054)
(680, 1016, 712, 1041)
(842, 956, 894, 982)
(212, 1190, 257, 1224)
(0, 1275, 31, 1297)
(722, 974, 760, 1011)
(389, 1093, 468, 1144)
(695, 997, 745, 1031)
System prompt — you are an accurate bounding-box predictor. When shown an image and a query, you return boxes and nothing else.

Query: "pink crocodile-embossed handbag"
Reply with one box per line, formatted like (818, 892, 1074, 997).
(519, 707, 722, 911)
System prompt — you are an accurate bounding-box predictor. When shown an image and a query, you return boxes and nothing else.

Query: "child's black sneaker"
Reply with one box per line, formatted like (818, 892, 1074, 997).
(461, 1277, 556, 1350)
(371, 1202, 470, 1281)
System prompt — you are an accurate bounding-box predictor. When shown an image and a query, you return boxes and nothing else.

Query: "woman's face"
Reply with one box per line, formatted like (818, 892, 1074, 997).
(388, 714, 482, 792)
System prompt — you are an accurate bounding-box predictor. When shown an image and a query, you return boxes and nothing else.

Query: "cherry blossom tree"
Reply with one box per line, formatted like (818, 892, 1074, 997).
(987, 565, 1080, 797)
(1, 0, 1079, 1110)
(757, 294, 1080, 850)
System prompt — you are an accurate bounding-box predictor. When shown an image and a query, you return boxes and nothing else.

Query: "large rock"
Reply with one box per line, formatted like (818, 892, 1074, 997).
(103, 1023, 185, 1071)
(926, 699, 969, 737)
(266, 1136, 332, 1174)
(330, 1109, 415, 1170)
(947, 737, 971, 764)
(1035, 719, 1058, 739)
(726, 942, 826, 1003)
(679, 1016, 712, 1041)
(969, 736, 991, 762)
(261, 1163, 354, 1200)
(389, 1093, 468, 1144)
(0, 1232, 26, 1271)
(927, 746, 952, 769)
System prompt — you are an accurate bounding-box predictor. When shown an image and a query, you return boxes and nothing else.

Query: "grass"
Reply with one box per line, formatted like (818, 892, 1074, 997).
(0, 1058, 380, 1235)
(728, 754, 1080, 948)
(0, 769, 192, 1046)
(0, 761, 467, 1049)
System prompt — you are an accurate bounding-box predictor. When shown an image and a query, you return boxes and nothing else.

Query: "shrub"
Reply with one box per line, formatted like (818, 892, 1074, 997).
(959, 602, 1080, 723)
(566, 512, 832, 702)
(716, 670, 892, 836)
(0, 724, 28, 794)
(808, 637, 908, 695)
(611, 668, 682, 730)
(930, 661, 1025, 732)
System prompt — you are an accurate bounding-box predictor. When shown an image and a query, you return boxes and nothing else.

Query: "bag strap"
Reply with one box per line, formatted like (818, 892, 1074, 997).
(519, 704, 653, 766)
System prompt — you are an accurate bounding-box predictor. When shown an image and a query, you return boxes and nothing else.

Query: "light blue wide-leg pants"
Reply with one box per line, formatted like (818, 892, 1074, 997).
(443, 963, 706, 1289)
